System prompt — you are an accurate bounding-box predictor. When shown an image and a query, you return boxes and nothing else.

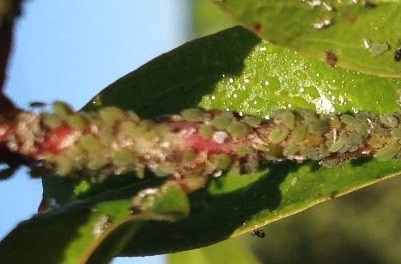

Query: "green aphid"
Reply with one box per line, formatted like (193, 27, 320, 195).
(329, 115, 342, 129)
(367, 42, 389, 56)
(374, 144, 400, 161)
(227, 121, 249, 138)
(48, 156, 73, 176)
(199, 125, 215, 139)
(391, 127, 401, 140)
(127, 111, 141, 122)
(53, 101, 74, 117)
(262, 144, 284, 160)
(355, 122, 370, 139)
(300, 147, 323, 160)
(78, 134, 103, 152)
(273, 110, 295, 129)
(289, 125, 307, 142)
(120, 120, 142, 136)
(42, 113, 63, 128)
(345, 133, 364, 152)
(181, 108, 205, 122)
(99, 126, 115, 146)
(328, 137, 347, 153)
(268, 126, 290, 144)
(308, 119, 329, 135)
(210, 115, 232, 130)
(283, 145, 300, 157)
(112, 148, 138, 173)
(212, 154, 232, 170)
(65, 145, 85, 171)
(67, 114, 88, 130)
(99, 107, 127, 124)
(320, 158, 341, 168)
(234, 145, 253, 157)
(368, 134, 385, 149)
(227, 160, 241, 175)
(298, 109, 318, 122)
(87, 154, 109, 171)
(380, 114, 399, 128)
(181, 150, 197, 164)
(340, 115, 359, 131)
(152, 163, 176, 177)
(243, 116, 263, 128)
(135, 165, 145, 179)
(219, 111, 235, 120)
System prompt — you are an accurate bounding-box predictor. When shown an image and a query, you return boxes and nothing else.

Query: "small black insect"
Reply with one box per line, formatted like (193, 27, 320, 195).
(394, 47, 401, 62)
(29, 101, 47, 108)
(252, 228, 265, 238)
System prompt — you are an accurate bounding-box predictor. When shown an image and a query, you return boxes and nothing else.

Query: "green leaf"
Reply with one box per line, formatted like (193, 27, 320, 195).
(192, 0, 237, 37)
(0, 181, 190, 264)
(168, 238, 261, 264)
(215, 0, 401, 77)
(4, 26, 401, 261)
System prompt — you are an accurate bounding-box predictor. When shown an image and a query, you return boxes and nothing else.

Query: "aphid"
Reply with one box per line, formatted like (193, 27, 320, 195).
(273, 110, 295, 129)
(227, 121, 249, 138)
(268, 126, 290, 144)
(67, 114, 88, 130)
(373, 144, 400, 161)
(289, 125, 307, 142)
(211, 115, 232, 130)
(198, 125, 215, 139)
(99, 107, 126, 124)
(313, 19, 332, 30)
(212, 154, 232, 170)
(53, 101, 74, 117)
(380, 114, 399, 128)
(252, 228, 265, 238)
(325, 50, 338, 67)
(181, 108, 205, 122)
(243, 116, 263, 127)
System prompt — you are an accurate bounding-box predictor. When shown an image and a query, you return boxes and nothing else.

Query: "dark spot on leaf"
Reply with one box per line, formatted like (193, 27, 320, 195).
(330, 191, 338, 199)
(325, 50, 338, 67)
(343, 13, 358, 24)
(363, 1, 377, 8)
(253, 23, 262, 34)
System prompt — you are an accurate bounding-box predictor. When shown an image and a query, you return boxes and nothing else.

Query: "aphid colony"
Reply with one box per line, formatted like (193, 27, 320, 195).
(2, 102, 401, 192)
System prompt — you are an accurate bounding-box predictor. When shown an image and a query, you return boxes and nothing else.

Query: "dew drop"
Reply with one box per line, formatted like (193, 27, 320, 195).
(212, 131, 229, 144)
(264, 80, 270, 86)
(312, 19, 332, 30)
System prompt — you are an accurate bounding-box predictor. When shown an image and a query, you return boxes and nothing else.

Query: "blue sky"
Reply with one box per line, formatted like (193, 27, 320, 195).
(0, 1, 188, 263)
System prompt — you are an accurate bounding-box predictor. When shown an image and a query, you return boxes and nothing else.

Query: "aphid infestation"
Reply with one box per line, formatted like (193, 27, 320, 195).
(2, 101, 401, 196)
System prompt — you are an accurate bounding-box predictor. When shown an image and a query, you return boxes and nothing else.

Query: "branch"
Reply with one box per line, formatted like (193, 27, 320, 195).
(0, 102, 400, 193)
